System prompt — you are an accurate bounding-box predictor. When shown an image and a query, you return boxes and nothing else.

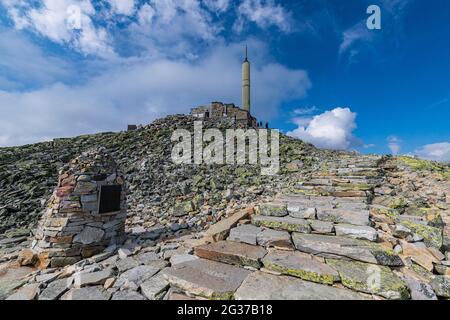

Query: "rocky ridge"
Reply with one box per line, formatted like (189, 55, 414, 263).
(0, 115, 449, 300)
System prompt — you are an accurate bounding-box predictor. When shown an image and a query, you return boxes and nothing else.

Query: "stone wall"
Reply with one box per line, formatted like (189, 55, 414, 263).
(31, 148, 126, 268)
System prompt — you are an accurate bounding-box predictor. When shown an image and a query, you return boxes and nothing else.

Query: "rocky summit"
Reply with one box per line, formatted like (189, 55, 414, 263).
(1, 114, 450, 300)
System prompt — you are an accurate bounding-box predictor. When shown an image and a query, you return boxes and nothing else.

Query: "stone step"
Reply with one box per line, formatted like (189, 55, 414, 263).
(310, 220, 335, 234)
(316, 209, 370, 226)
(310, 176, 383, 185)
(228, 225, 293, 249)
(294, 186, 369, 198)
(162, 258, 251, 300)
(258, 202, 288, 217)
(334, 224, 378, 241)
(314, 169, 381, 178)
(228, 224, 261, 245)
(194, 241, 267, 269)
(326, 259, 410, 300)
(234, 271, 367, 300)
(279, 195, 369, 204)
(286, 200, 368, 212)
(252, 215, 311, 233)
(302, 181, 375, 190)
(292, 233, 403, 266)
(256, 228, 293, 250)
(262, 249, 340, 285)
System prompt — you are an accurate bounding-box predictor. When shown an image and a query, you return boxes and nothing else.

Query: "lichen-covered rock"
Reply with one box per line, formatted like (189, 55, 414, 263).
(252, 215, 311, 233)
(292, 233, 403, 266)
(234, 271, 366, 300)
(326, 259, 410, 300)
(398, 220, 443, 249)
(430, 275, 450, 298)
(369, 205, 399, 224)
(262, 249, 339, 285)
(258, 203, 288, 217)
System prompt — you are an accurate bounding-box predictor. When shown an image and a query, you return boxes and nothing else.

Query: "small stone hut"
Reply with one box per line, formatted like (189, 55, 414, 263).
(191, 102, 257, 128)
(32, 148, 126, 268)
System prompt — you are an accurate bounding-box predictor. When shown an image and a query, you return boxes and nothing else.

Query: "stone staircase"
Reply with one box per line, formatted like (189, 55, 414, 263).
(159, 154, 419, 300)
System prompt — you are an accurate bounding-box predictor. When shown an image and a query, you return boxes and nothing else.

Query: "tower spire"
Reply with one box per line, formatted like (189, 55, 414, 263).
(242, 45, 250, 112)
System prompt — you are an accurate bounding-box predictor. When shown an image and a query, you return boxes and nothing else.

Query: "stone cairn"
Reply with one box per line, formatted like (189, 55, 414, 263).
(30, 148, 126, 268)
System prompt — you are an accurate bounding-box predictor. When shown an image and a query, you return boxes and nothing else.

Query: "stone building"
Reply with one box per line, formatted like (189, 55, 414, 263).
(31, 148, 127, 268)
(190, 47, 257, 128)
(191, 101, 257, 128)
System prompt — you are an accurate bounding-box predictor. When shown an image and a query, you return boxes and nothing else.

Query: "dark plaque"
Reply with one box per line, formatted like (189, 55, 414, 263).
(98, 185, 122, 214)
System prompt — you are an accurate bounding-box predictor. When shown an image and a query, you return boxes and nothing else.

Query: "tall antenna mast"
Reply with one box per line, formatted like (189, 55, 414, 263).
(245, 45, 248, 62)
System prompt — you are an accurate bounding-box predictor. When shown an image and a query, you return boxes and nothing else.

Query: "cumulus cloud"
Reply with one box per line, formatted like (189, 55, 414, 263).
(387, 136, 402, 155)
(1, 0, 114, 57)
(108, 0, 136, 16)
(1, 0, 295, 60)
(130, 0, 222, 59)
(414, 142, 450, 163)
(0, 40, 311, 147)
(235, 0, 291, 33)
(287, 107, 360, 150)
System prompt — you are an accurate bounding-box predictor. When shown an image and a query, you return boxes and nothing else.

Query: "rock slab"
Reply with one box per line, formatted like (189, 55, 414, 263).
(194, 241, 267, 269)
(234, 271, 365, 300)
(262, 249, 339, 285)
(162, 258, 251, 300)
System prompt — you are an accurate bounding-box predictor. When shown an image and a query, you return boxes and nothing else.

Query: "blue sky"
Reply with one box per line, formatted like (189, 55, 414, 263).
(0, 0, 449, 161)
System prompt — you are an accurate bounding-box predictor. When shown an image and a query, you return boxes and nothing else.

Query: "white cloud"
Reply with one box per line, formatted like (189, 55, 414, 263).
(204, 0, 230, 13)
(414, 142, 450, 163)
(108, 0, 135, 16)
(339, 21, 372, 57)
(287, 107, 359, 150)
(1, 0, 296, 60)
(1, 0, 115, 57)
(235, 0, 291, 33)
(0, 40, 311, 147)
(387, 135, 402, 155)
(130, 0, 222, 59)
